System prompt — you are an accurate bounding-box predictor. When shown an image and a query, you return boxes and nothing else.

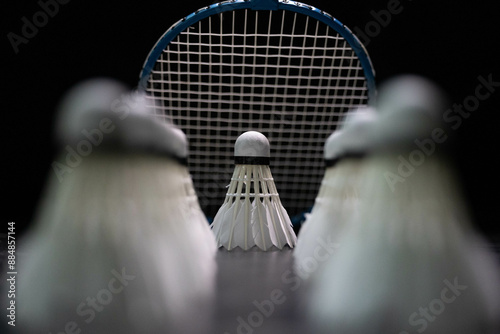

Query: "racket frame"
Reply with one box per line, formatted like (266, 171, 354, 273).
(139, 0, 376, 98)
(138, 0, 377, 221)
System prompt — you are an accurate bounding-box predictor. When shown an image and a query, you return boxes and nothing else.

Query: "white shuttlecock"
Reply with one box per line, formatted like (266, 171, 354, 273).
(293, 107, 377, 279)
(210, 131, 297, 251)
(370, 74, 448, 151)
(170, 126, 218, 256)
(307, 75, 500, 334)
(13, 79, 216, 334)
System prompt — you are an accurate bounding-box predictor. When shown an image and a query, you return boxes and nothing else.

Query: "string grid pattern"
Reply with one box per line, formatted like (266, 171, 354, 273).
(146, 9, 370, 219)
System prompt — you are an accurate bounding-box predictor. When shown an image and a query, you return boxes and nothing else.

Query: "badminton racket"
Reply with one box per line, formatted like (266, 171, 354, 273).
(139, 0, 376, 222)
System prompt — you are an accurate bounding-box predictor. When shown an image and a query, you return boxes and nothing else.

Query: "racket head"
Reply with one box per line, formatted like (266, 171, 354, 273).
(139, 0, 376, 223)
(140, 1, 375, 92)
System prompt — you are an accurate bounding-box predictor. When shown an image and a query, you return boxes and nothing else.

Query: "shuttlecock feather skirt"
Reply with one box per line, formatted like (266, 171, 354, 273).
(15, 153, 216, 334)
(307, 155, 500, 334)
(294, 159, 364, 278)
(211, 164, 297, 251)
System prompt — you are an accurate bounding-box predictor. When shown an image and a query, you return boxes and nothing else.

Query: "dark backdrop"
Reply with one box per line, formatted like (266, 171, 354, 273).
(2, 0, 499, 240)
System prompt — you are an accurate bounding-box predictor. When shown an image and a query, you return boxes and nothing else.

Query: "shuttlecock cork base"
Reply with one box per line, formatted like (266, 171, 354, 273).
(211, 131, 297, 251)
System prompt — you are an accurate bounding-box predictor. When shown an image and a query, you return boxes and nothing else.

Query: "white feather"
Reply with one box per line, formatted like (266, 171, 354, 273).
(294, 107, 376, 278)
(16, 153, 217, 334)
(294, 159, 363, 279)
(179, 165, 218, 255)
(307, 154, 500, 334)
(14, 79, 216, 334)
(251, 198, 274, 250)
(210, 148, 297, 251)
(307, 75, 500, 334)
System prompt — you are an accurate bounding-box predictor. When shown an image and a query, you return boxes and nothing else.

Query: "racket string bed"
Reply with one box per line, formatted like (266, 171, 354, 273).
(141, 2, 375, 219)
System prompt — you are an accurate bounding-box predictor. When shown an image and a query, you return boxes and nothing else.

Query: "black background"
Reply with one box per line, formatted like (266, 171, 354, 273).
(2, 0, 499, 240)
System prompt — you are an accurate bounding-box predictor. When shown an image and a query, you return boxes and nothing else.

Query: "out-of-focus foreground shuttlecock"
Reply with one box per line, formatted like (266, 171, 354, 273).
(169, 126, 218, 256)
(293, 107, 377, 279)
(211, 131, 297, 251)
(13, 78, 216, 334)
(307, 74, 500, 334)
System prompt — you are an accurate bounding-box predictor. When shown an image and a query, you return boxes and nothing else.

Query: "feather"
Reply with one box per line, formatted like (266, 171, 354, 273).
(210, 131, 297, 251)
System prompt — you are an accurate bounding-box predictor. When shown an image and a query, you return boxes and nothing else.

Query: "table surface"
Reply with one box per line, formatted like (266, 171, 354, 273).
(1, 237, 499, 334)
(211, 248, 311, 334)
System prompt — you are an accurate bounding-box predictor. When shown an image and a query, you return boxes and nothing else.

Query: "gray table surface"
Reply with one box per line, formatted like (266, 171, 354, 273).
(210, 248, 312, 334)
(1, 238, 499, 334)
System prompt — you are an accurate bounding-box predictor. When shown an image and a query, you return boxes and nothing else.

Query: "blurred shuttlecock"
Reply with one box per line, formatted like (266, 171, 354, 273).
(293, 107, 377, 278)
(170, 127, 218, 256)
(307, 74, 500, 334)
(211, 131, 297, 251)
(13, 78, 216, 334)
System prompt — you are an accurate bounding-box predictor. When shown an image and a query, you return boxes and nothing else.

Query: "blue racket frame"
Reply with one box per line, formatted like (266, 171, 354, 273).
(139, 0, 376, 100)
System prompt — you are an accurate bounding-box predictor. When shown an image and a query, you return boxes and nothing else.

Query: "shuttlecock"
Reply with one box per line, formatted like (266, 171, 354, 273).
(210, 131, 297, 251)
(13, 78, 216, 334)
(170, 126, 218, 256)
(293, 107, 377, 279)
(307, 74, 500, 334)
